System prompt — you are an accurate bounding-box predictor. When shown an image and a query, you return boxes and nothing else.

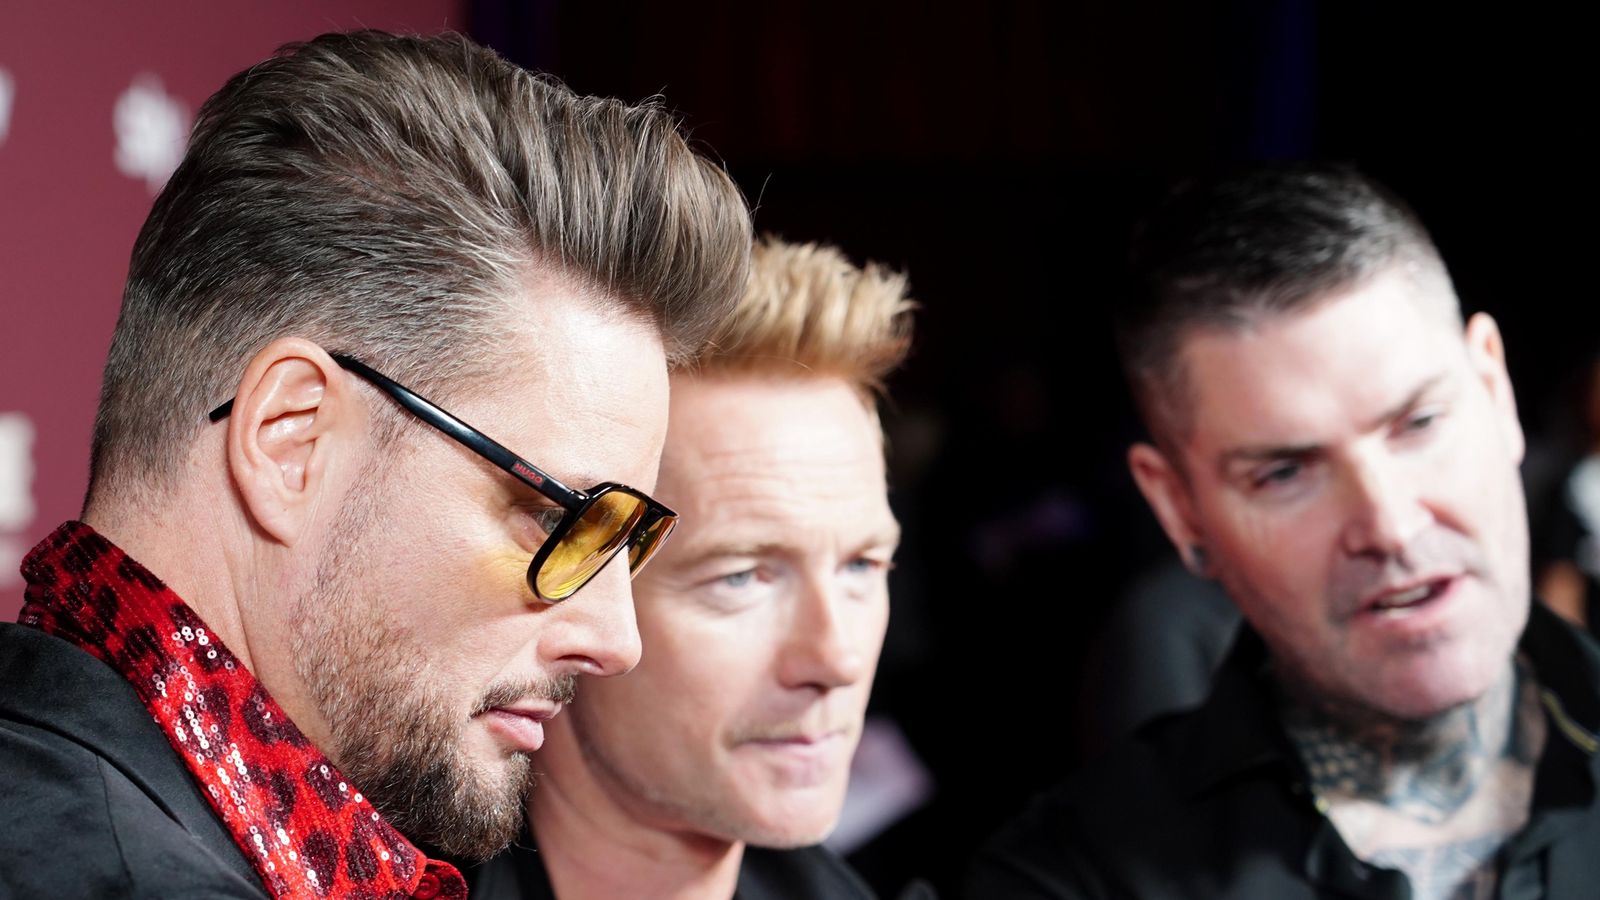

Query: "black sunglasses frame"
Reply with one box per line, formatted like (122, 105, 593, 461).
(207, 353, 676, 601)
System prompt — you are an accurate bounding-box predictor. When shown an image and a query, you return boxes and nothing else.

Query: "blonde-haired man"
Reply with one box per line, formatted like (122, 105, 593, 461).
(464, 237, 915, 899)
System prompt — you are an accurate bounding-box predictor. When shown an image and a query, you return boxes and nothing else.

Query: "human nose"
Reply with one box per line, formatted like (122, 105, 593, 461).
(540, 559, 642, 677)
(777, 573, 870, 692)
(1339, 451, 1430, 559)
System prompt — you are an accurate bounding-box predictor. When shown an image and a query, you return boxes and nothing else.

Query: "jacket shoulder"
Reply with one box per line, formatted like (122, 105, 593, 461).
(967, 719, 1192, 898)
(0, 625, 266, 897)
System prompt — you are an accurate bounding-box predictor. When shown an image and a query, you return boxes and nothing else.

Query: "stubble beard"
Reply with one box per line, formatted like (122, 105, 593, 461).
(1257, 522, 1528, 724)
(569, 704, 840, 851)
(288, 493, 535, 861)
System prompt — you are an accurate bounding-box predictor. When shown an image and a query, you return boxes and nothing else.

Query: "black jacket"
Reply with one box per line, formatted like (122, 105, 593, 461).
(0, 622, 267, 898)
(968, 604, 1600, 899)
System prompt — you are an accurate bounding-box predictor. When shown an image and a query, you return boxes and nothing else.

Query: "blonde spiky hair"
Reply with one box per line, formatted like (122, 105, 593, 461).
(694, 236, 915, 395)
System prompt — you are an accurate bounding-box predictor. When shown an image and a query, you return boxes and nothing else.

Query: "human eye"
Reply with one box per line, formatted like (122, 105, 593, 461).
(1250, 459, 1305, 492)
(1397, 406, 1445, 439)
(695, 564, 773, 612)
(843, 555, 895, 576)
(718, 568, 757, 588)
(700, 562, 772, 595)
(514, 504, 568, 548)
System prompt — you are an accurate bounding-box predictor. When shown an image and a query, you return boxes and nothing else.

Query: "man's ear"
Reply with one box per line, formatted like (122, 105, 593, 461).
(225, 339, 359, 546)
(1127, 441, 1209, 576)
(1463, 311, 1525, 465)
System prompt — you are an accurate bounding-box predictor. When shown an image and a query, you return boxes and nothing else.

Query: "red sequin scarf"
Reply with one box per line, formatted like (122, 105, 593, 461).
(19, 522, 466, 900)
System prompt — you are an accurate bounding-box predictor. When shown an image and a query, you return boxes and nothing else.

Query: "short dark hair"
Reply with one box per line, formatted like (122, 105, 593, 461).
(1116, 163, 1457, 445)
(90, 30, 751, 502)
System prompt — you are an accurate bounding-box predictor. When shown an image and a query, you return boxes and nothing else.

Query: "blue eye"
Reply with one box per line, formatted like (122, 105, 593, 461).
(720, 570, 756, 588)
(845, 557, 886, 575)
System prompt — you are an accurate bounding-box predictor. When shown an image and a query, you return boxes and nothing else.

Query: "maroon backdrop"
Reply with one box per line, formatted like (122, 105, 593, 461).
(0, 2, 462, 619)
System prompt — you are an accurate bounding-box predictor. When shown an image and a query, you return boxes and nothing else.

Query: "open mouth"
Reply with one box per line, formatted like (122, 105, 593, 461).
(1364, 577, 1452, 616)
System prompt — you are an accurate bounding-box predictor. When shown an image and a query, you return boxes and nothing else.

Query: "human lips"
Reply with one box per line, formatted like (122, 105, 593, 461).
(740, 728, 848, 748)
(1346, 573, 1468, 641)
(1358, 574, 1455, 614)
(479, 701, 564, 753)
(731, 723, 855, 784)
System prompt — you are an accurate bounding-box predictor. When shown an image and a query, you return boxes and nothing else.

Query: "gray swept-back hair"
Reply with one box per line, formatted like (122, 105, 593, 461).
(90, 30, 750, 501)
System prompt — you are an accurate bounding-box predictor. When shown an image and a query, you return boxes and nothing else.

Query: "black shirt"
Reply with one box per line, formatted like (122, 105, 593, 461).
(462, 832, 879, 900)
(968, 604, 1600, 899)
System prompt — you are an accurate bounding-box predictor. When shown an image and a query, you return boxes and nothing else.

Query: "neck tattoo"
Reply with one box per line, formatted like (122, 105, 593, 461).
(1282, 657, 1542, 822)
(1280, 657, 1547, 900)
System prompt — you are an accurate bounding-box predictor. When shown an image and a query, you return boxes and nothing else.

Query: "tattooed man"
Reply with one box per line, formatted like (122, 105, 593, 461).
(970, 165, 1600, 899)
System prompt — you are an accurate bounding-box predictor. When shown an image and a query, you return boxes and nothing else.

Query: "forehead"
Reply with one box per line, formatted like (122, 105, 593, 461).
(1174, 269, 1467, 461)
(457, 285, 670, 489)
(657, 373, 892, 532)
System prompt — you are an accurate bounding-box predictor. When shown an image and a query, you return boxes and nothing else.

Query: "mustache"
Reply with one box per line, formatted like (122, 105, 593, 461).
(1325, 527, 1489, 618)
(471, 674, 576, 716)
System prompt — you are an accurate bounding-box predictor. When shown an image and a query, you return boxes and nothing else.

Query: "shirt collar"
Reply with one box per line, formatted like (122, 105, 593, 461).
(1176, 602, 1600, 800)
(1522, 603, 1600, 749)
(1174, 626, 1299, 798)
(19, 521, 467, 900)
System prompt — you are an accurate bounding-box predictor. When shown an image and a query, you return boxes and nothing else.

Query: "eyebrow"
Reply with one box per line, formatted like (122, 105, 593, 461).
(1216, 373, 1448, 471)
(685, 541, 788, 561)
(680, 526, 903, 565)
(871, 522, 904, 550)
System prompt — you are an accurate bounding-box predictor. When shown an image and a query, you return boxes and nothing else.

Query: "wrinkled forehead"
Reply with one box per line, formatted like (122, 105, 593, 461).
(666, 369, 881, 448)
(1143, 262, 1464, 449)
(656, 373, 891, 516)
(1168, 271, 1472, 462)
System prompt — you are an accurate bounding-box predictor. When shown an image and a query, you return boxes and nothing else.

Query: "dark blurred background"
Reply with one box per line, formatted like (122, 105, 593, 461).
(3, 2, 1596, 895)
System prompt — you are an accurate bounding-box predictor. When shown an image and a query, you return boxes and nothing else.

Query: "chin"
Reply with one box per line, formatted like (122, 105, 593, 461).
(733, 815, 837, 850)
(1362, 656, 1501, 721)
(730, 788, 846, 848)
(1368, 688, 1477, 722)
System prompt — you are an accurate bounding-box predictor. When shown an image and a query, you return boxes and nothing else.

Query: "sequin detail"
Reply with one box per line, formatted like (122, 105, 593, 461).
(20, 522, 466, 900)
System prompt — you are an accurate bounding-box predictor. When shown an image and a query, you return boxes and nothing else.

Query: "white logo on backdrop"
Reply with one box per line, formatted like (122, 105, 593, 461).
(0, 66, 15, 147)
(114, 73, 190, 193)
(0, 413, 36, 591)
(0, 413, 34, 532)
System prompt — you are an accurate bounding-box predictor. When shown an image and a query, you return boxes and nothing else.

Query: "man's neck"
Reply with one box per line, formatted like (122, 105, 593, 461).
(82, 494, 258, 676)
(1280, 660, 1540, 817)
(1279, 658, 1546, 899)
(82, 485, 343, 759)
(528, 746, 745, 900)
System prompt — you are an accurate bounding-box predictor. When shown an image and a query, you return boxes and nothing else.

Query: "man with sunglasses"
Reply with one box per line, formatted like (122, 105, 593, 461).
(0, 31, 749, 900)
(969, 166, 1600, 897)
(462, 238, 914, 900)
